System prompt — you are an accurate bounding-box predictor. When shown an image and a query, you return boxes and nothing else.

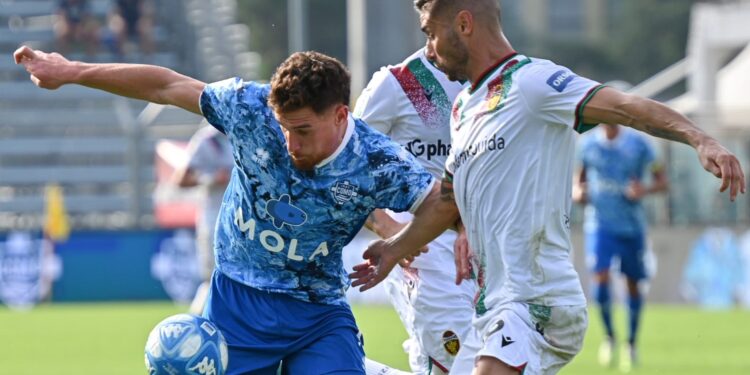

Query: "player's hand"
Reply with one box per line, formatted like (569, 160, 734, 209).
(624, 179, 646, 201)
(454, 226, 474, 285)
(14, 45, 73, 90)
(349, 239, 400, 292)
(695, 138, 746, 201)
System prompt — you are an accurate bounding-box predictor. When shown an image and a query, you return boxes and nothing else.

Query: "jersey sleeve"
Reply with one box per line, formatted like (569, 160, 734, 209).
(372, 142, 435, 213)
(518, 61, 604, 134)
(199, 78, 270, 136)
(353, 68, 401, 135)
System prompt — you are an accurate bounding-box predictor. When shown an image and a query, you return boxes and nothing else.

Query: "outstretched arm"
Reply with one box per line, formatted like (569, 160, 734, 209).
(350, 180, 459, 291)
(14, 45, 205, 114)
(583, 87, 745, 200)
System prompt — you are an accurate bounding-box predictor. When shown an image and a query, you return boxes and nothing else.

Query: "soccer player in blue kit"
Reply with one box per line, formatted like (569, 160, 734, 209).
(573, 123, 668, 371)
(14, 45, 457, 374)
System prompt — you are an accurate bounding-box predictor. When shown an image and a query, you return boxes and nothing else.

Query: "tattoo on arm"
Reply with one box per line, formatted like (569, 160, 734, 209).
(440, 179, 455, 202)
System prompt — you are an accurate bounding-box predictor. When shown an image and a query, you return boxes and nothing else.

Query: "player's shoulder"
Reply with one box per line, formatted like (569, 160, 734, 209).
(203, 78, 270, 109)
(354, 117, 395, 145)
(515, 57, 578, 89)
(388, 49, 426, 71)
(354, 119, 411, 156)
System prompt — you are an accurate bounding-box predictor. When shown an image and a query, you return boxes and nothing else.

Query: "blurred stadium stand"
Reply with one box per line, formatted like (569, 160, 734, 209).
(0, 0, 258, 231)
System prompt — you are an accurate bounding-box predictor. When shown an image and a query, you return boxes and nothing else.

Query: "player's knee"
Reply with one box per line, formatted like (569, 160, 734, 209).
(594, 270, 610, 283)
(625, 278, 641, 298)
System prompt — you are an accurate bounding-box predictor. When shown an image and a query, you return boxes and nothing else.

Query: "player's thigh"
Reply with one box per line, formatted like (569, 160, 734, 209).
(618, 232, 647, 281)
(473, 356, 523, 375)
(587, 230, 616, 273)
(476, 304, 586, 375)
(411, 270, 477, 371)
(226, 350, 281, 375)
(535, 306, 587, 374)
(282, 325, 365, 375)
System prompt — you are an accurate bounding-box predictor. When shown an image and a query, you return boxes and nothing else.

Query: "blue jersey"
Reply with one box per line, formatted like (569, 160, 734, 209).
(579, 128, 656, 235)
(200, 78, 434, 305)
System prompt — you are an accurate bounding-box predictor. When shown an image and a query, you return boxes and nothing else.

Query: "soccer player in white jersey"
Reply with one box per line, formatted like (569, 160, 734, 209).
(354, 48, 477, 374)
(350, 1, 745, 374)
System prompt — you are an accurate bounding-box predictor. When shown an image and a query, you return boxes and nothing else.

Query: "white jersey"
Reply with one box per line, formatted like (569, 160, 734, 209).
(355, 49, 465, 272)
(446, 53, 602, 318)
(355, 49, 464, 177)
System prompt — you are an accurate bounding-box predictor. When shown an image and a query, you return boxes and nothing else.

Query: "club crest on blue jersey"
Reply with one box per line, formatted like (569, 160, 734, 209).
(547, 70, 575, 92)
(330, 180, 359, 204)
(265, 194, 307, 229)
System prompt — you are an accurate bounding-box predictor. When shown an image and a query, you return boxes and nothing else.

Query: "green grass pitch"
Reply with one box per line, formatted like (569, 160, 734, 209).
(0, 303, 748, 374)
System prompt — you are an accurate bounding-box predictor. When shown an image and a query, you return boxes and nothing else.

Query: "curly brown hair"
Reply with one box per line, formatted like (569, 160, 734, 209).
(268, 51, 350, 114)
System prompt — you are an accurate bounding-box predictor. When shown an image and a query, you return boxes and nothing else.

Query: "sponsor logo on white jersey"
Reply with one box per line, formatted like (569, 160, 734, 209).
(546, 70, 575, 92)
(453, 135, 506, 169)
(405, 139, 452, 161)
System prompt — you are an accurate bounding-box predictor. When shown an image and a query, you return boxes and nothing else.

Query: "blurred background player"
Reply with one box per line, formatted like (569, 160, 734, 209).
(106, 0, 155, 59)
(573, 122, 668, 372)
(54, 0, 100, 56)
(354, 48, 477, 374)
(172, 124, 233, 315)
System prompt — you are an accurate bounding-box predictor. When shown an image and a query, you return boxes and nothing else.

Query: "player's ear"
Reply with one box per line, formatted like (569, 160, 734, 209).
(456, 10, 473, 35)
(335, 103, 349, 126)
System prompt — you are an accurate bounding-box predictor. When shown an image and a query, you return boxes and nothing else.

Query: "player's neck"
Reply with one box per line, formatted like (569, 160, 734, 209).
(468, 32, 514, 86)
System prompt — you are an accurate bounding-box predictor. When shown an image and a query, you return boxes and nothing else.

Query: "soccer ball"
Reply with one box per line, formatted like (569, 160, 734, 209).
(145, 314, 229, 375)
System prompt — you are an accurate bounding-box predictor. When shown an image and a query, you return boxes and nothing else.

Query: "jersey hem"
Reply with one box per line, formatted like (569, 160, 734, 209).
(217, 269, 349, 306)
(574, 85, 606, 134)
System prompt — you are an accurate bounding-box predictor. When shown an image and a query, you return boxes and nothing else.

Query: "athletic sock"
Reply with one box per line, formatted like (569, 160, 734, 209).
(627, 293, 643, 346)
(595, 281, 615, 339)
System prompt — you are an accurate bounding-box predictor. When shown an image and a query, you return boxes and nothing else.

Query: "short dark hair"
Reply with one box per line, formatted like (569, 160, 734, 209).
(268, 51, 350, 114)
(414, 0, 501, 24)
(414, 0, 456, 18)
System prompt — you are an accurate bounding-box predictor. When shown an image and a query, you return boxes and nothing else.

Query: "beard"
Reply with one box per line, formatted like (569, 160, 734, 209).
(438, 31, 470, 82)
(290, 156, 315, 171)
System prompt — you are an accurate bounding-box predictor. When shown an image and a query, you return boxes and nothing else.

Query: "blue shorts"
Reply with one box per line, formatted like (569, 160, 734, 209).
(586, 229, 647, 281)
(204, 270, 366, 375)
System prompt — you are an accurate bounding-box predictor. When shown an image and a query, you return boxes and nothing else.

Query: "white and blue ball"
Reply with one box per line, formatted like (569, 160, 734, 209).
(145, 314, 228, 375)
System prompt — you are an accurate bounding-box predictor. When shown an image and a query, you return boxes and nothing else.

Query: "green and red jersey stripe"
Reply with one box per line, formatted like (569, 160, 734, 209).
(390, 58, 452, 128)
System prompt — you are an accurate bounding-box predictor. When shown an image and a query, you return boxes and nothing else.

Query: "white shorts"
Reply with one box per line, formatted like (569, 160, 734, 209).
(451, 302, 587, 375)
(385, 265, 478, 374)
